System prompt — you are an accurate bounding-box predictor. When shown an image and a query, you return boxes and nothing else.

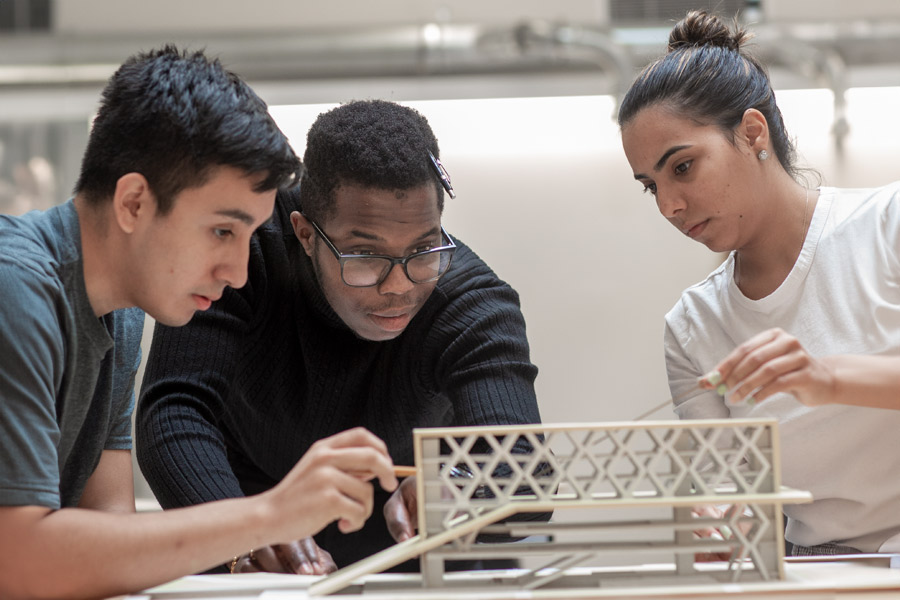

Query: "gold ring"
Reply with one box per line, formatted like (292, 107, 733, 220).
(229, 555, 240, 574)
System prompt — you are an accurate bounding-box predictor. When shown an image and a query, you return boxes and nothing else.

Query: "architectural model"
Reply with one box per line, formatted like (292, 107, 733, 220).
(310, 419, 811, 596)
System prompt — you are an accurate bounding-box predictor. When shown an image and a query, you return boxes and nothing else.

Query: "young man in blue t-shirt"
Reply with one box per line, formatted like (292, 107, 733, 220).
(0, 47, 396, 600)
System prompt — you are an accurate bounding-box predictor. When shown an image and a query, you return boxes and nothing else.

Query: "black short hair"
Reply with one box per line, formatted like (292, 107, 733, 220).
(299, 99, 444, 224)
(75, 45, 300, 214)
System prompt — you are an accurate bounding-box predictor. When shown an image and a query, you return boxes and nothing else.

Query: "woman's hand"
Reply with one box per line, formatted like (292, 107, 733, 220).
(702, 328, 836, 406)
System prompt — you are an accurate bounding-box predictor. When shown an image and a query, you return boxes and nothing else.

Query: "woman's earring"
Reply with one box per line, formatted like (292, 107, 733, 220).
(757, 149, 769, 161)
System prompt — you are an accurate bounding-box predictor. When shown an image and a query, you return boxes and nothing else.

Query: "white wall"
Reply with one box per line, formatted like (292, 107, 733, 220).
(266, 87, 900, 429)
(271, 96, 713, 426)
(134, 86, 900, 532)
(130, 86, 900, 504)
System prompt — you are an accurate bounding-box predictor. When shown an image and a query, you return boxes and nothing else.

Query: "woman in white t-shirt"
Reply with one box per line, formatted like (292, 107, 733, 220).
(617, 9, 900, 556)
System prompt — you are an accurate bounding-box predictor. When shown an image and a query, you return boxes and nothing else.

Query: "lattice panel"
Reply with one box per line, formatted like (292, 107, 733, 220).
(416, 420, 779, 536)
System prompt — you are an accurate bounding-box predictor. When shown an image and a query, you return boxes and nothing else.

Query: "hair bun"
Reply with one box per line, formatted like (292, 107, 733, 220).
(667, 10, 749, 52)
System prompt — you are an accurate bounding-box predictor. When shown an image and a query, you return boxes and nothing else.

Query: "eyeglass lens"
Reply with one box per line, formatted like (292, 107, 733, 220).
(342, 250, 452, 286)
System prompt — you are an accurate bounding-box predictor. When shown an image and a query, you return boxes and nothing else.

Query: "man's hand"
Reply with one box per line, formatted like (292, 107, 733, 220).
(232, 538, 337, 574)
(384, 476, 418, 542)
(264, 427, 398, 543)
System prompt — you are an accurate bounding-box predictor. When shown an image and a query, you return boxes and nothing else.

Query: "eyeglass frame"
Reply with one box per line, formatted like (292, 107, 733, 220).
(309, 219, 457, 287)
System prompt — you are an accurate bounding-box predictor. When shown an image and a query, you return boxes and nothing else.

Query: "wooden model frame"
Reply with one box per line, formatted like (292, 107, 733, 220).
(310, 419, 812, 596)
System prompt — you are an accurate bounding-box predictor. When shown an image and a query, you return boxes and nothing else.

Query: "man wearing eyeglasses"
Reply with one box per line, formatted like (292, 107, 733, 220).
(136, 99, 544, 575)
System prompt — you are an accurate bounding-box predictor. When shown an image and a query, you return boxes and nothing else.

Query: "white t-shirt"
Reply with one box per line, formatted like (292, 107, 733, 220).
(665, 182, 900, 552)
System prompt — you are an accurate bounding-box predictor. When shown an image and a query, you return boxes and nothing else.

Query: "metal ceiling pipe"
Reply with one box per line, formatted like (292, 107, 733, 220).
(0, 22, 616, 86)
(0, 18, 897, 151)
(0, 19, 897, 86)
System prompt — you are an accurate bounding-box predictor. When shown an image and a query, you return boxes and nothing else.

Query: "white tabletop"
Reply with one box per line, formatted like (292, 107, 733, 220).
(119, 556, 900, 600)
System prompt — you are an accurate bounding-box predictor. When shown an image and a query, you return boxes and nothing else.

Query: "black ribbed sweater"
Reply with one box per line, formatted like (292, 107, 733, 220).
(135, 187, 542, 569)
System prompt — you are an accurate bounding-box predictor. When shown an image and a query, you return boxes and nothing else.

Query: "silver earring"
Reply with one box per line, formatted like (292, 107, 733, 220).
(757, 149, 769, 161)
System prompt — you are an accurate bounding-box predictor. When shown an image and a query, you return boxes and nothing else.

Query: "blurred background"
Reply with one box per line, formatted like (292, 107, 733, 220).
(1, 0, 898, 502)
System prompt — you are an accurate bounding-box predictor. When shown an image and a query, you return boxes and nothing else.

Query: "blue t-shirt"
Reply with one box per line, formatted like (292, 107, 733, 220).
(0, 200, 143, 509)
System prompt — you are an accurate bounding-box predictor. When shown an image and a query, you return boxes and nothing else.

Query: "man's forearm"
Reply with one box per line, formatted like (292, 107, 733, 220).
(2, 426, 397, 600)
(1, 497, 272, 600)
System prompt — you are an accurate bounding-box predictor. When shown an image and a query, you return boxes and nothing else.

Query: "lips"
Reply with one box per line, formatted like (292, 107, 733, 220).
(372, 309, 412, 318)
(684, 219, 708, 239)
(193, 295, 212, 311)
(192, 293, 222, 311)
(369, 308, 414, 333)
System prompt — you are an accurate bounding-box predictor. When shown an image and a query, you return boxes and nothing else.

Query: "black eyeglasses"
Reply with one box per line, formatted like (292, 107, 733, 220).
(310, 220, 457, 287)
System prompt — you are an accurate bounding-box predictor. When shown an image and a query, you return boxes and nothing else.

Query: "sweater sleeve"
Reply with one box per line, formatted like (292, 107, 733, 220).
(422, 247, 550, 529)
(426, 256, 541, 430)
(135, 256, 260, 509)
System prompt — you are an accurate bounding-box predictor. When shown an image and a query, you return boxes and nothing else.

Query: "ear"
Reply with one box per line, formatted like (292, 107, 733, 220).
(738, 108, 770, 157)
(111, 173, 155, 234)
(290, 211, 315, 256)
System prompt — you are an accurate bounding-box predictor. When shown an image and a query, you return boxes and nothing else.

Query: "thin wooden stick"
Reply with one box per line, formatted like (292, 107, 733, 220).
(393, 465, 417, 478)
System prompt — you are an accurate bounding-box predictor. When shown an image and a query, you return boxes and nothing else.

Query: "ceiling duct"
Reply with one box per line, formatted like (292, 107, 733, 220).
(0, 18, 898, 83)
(0, 17, 898, 83)
(0, 17, 898, 149)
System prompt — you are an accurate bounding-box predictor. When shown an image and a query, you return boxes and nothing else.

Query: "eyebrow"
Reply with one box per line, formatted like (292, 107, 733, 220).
(633, 144, 692, 180)
(214, 209, 256, 226)
(346, 226, 441, 243)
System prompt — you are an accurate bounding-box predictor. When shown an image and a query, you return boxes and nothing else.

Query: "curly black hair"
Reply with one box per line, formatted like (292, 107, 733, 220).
(299, 99, 445, 223)
(76, 45, 301, 214)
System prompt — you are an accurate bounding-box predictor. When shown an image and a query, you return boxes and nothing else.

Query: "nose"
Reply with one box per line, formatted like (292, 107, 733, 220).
(378, 263, 415, 295)
(216, 241, 250, 289)
(656, 188, 686, 219)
